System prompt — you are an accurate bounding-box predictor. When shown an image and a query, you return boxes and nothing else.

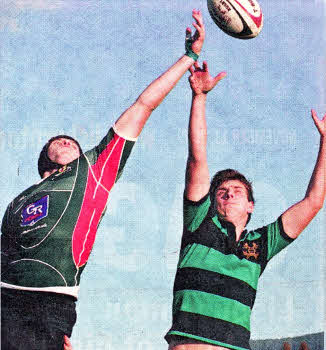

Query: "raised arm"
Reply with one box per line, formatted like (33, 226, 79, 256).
(114, 10, 205, 139)
(185, 61, 226, 201)
(282, 110, 326, 238)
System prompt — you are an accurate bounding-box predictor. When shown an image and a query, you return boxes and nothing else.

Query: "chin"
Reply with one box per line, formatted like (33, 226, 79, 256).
(57, 157, 77, 165)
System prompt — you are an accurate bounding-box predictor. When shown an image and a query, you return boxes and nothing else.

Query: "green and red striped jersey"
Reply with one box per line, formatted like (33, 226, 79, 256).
(1, 127, 135, 298)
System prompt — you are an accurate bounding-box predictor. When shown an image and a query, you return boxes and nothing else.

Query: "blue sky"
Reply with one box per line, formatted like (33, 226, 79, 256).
(1, 0, 325, 348)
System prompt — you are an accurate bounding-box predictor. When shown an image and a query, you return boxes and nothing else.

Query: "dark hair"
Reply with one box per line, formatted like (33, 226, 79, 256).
(210, 169, 255, 224)
(38, 135, 83, 178)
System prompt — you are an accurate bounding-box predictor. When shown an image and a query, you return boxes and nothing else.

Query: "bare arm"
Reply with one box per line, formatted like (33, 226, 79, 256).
(282, 110, 326, 238)
(114, 10, 205, 139)
(185, 61, 226, 201)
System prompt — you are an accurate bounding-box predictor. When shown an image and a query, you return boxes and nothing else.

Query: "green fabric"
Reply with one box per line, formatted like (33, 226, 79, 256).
(267, 219, 291, 260)
(179, 243, 261, 290)
(168, 194, 295, 349)
(185, 50, 199, 61)
(184, 195, 211, 232)
(185, 33, 199, 61)
(211, 216, 228, 236)
(173, 289, 251, 330)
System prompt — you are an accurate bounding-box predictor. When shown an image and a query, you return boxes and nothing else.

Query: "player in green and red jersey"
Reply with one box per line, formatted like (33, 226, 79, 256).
(1, 10, 205, 350)
(165, 61, 326, 350)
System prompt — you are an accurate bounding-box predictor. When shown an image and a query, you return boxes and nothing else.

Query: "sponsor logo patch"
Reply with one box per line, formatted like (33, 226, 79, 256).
(21, 196, 49, 227)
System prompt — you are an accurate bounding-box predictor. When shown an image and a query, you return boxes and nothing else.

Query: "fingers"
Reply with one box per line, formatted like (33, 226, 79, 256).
(311, 109, 320, 127)
(192, 9, 205, 37)
(311, 109, 326, 136)
(186, 9, 203, 38)
(311, 109, 317, 118)
(193, 23, 201, 33)
(189, 62, 201, 76)
(192, 9, 203, 26)
(312, 109, 326, 121)
(63, 335, 73, 350)
(214, 71, 227, 83)
(202, 61, 208, 73)
(185, 27, 192, 38)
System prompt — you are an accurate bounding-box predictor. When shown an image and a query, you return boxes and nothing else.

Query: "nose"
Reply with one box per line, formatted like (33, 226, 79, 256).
(62, 139, 71, 146)
(223, 189, 234, 199)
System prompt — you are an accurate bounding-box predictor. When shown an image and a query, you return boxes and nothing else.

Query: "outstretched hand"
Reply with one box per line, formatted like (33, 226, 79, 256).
(311, 109, 326, 136)
(185, 10, 205, 56)
(189, 61, 226, 95)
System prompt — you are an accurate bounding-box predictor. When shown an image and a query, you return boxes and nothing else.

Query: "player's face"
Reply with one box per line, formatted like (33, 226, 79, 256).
(215, 180, 254, 223)
(47, 138, 80, 165)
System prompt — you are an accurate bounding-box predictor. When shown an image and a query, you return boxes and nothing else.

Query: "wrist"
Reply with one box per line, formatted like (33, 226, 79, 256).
(192, 91, 207, 99)
(185, 49, 199, 61)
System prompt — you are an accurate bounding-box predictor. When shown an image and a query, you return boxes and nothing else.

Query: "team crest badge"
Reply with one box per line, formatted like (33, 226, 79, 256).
(242, 242, 259, 260)
(59, 165, 67, 173)
(21, 195, 49, 227)
(55, 165, 72, 176)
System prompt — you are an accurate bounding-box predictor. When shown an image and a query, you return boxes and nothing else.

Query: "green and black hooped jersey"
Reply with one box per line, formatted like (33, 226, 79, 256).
(1, 127, 135, 298)
(165, 193, 295, 350)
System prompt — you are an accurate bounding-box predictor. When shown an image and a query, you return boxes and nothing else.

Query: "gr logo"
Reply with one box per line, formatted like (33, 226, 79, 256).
(21, 195, 49, 227)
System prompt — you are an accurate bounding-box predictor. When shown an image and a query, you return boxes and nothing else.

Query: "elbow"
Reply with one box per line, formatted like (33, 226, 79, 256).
(306, 196, 324, 213)
(136, 97, 156, 113)
(187, 156, 207, 168)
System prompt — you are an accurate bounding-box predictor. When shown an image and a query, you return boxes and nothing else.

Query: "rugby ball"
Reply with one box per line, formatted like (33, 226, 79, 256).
(207, 0, 263, 39)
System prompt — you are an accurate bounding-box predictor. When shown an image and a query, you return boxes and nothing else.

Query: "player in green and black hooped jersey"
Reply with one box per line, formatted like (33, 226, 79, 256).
(165, 62, 326, 350)
(1, 10, 206, 350)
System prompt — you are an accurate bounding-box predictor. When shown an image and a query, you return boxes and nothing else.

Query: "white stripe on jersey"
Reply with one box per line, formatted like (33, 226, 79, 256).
(10, 258, 68, 286)
(21, 158, 80, 250)
(74, 209, 96, 285)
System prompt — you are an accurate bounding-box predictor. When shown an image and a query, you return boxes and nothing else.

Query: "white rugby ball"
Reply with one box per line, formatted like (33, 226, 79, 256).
(207, 0, 263, 39)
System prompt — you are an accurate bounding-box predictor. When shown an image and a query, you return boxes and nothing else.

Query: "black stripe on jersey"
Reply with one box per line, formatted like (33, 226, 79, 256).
(167, 311, 250, 350)
(181, 218, 236, 253)
(173, 267, 256, 308)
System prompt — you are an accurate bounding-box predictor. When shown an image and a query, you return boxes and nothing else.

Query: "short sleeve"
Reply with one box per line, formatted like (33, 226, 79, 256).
(267, 216, 295, 261)
(184, 193, 211, 232)
(83, 127, 135, 187)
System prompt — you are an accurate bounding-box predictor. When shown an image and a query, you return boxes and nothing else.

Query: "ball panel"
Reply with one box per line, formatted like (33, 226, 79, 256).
(231, 0, 263, 29)
(233, 0, 261, 17)
(207, 0, 245, 34)
(207, 0, 263, 39)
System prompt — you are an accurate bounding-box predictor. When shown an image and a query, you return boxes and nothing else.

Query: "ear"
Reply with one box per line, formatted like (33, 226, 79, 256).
(247, 201, 254, 214)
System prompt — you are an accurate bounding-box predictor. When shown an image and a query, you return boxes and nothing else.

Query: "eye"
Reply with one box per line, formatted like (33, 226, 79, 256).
(235, 189, 245, 196)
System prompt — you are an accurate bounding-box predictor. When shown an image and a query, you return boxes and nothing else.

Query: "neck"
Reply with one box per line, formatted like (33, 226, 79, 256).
(235, 224, 246, 241)
(219, 214, 248, 241)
